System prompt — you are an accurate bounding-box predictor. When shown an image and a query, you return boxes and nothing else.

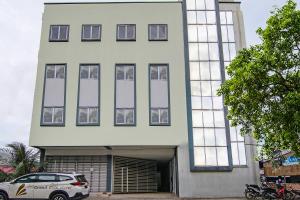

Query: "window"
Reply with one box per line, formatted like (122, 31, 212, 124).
(37, 175, 57, 182)
(149, 64, 170, 125)
(15, 175, 37, 183)
(41, 64, 66, 126)
(77, 64, 100, 126)
(58, 175, 73, 181)
(115, 64, 136, 125)
(82, 24, 101, 41)
(49, 25, 69, 41)
(230, 125, 247, 166)
(117, 24, 136, 41)
(149, 24, 168, 41)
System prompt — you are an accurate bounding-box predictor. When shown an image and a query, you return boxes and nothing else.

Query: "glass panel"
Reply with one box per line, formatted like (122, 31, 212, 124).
(215, 128, 227, 146)
(89, 108, 98, 123)
(199, 62, 210, 80)
(59, 26, 68, 40)
(207, 25, 217, 42)
(43, 108, 53, 123)
(196, 11, 206, 24)
(159, 67, 168, 80)
(202, 111, 214, 127)
(229, 43, 236, 60)
(80, 66, 89, 79)
(190, 62, 200, 80)
(210, 62, 221, 80)
(212, 96, 223, 109)
(191, 81, 201, 96)
(205, 147, 217, 166)
(186, 0, 196, 10)
(221, 26, 228, 42)
(197, 25, 207, 42)
(214, 111, 225, 127)
(230, 126, 237, 141)
(188, 25, 198, 42)
(238, 143, 247, 165)
(46, 66, 55, 79)
(83, 25, 91, 39)
(79, 108, 88, 123)
(127, 25, 135, 39)
(151, 109, 159, 124)
(189, 43, 199, 60)
(193, 128, 204, 146)
(192, 96, 202, 109)
(202, 97, 212, 109)
(227, 26, 235, 42)
(231, 142, 239, 165)
(206, 11, 216, 24)
(90, 65, 98, 79)
(125, 109, 134, 124)
(237, 127, 244, 141)
(209, 43, 219, 60)
(217, 147, 229, 166)
(226, 11, 233, 24)
(116, 109, 125, 124)
(53, 108, 63, 123)
(150, 25, 157, 40)
(211, 81, 221, 96)
(125, 66, 134, 80)
(187, 11, 197, 24)
(204, 128, 215, 146)
(150, 67, 158, 80)
(160, 109, 169, 123)
(51, 26, 59, 40)
(192, 110, 203, 127)
(194, 147, 206, 166)
(118, 25, 126, 39)
(56, 65, 65, 79)
(199, 43, 209, 60)
(223, 43, 230, 62)
(220, 12, 226, 25)
(116, 67, 125, 80)
(205, 0, 215, 10)
(200, 81, 211, 96)
(196, 0, 205, 10)
(159, 25, 167, 39)
(91, 25, 100, 39)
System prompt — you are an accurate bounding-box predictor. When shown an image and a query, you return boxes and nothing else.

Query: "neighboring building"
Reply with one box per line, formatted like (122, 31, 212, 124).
(29, 0, 259, 197)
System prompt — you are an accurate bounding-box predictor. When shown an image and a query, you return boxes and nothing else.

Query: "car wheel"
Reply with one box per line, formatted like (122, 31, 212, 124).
(0, 192, 8, 200)
(51, 194, 68, 200)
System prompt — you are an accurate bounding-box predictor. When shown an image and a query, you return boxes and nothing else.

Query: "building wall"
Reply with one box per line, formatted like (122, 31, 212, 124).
(29, 2, 187, 147)
(176, 1, 259, 198)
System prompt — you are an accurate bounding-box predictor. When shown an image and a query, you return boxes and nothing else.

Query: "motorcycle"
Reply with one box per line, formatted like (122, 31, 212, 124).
(245, 184, 262, 199)
(261, 184, 294, 200)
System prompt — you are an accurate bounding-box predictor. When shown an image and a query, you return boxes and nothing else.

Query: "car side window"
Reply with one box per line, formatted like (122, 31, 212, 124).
(15, 175, 37, 183)
(37, 175, 57, 182)
(58, 175, 73, 181)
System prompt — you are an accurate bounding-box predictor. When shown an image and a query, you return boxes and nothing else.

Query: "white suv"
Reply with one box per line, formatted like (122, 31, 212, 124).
(0, 173, 90, 200)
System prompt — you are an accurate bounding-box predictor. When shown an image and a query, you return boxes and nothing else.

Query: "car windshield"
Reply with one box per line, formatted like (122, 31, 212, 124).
(75, 175, 87, 183)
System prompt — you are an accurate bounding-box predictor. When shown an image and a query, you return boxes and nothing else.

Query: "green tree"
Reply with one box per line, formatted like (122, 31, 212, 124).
(0, 142, 39, 179)
(218, 0, 300, 159)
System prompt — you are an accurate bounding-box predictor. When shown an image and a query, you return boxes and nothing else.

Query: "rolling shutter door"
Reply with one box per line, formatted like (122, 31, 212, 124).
(46, 156, 107, 192)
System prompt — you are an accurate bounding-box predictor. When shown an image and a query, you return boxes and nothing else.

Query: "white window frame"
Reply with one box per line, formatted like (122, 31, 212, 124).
(46, 65, 65, 79)
(117, 24, 136, 40)
(149, 24, 168, 41)
(150, 66, 168, 80)
(82, 24, 101, 41)
(49, 25, 69, 41)
(150, 108, 169, 125)
(78, 107, 99, 124)
(115, 109, 135, 125)
(80, 65, 99, 79)
(42, 107, 64, 124)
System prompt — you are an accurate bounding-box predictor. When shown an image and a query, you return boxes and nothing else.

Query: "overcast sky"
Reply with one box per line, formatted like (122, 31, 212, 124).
(0, 0, 298, 147)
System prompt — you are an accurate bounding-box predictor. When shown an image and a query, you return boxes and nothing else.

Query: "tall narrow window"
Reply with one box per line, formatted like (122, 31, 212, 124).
(149, 64, 170, 125)
(77, 64, 100, 125)
(82, 25, 101, 41)
(220, 11, 247, 166)
(148, 24, 168, 41)
(186, 0, 232, 170)
(117, 24, 136, 41)
(115, 64, 136, 125)
(41, 64, 66, 125)
(49, 25, 69, 42)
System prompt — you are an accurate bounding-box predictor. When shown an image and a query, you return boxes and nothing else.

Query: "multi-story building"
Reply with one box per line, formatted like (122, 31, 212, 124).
(29, 0, 259, 197)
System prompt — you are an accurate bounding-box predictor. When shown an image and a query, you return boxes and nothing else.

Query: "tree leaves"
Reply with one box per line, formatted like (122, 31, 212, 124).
(218, 0, 300, 159)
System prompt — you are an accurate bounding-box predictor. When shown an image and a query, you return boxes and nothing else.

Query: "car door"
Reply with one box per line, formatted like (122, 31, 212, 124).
(34, 174, 59, 199)
(8, 175, 36, 199)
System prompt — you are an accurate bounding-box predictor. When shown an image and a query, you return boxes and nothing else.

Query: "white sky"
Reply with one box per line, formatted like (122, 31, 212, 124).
(0, 0, 298, 147)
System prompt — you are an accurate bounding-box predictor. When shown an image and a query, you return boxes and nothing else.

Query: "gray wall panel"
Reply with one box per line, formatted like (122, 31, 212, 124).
(150, 80, 168, 108)
(44, 79, 65, 107)
(79, 79, 99, 107)
(116, 80, 134, 108)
